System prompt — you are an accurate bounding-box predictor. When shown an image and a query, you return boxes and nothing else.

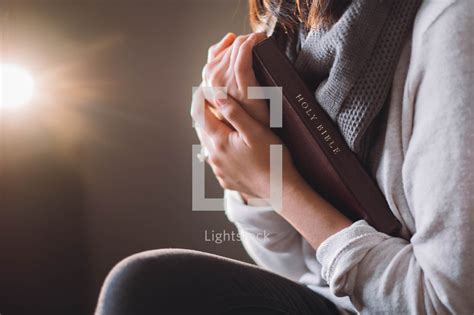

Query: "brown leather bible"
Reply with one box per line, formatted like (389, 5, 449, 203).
(252, 38, 401, 236)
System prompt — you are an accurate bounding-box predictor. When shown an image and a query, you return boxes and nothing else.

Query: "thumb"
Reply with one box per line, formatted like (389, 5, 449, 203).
(215, 96, 262, 143)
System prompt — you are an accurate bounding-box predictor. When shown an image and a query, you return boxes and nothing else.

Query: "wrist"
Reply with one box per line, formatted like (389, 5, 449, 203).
(278, 166, 353, 248)
(273, 164, 308, 212)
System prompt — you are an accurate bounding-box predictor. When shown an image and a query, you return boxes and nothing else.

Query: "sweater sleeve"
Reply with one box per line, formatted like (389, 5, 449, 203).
(224, 190, 311, 281)
(315, 2, 474, 314)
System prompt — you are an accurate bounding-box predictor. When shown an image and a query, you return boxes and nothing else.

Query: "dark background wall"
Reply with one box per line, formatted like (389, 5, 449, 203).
(0, 1, 252, 314)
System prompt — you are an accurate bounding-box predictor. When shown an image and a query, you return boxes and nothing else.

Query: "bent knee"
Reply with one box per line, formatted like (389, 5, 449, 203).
(96, 249, 206, 314)
(102, 248, 203, 290)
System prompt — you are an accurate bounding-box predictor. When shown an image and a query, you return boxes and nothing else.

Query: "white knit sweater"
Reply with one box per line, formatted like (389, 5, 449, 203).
(224, 1, 474, 314)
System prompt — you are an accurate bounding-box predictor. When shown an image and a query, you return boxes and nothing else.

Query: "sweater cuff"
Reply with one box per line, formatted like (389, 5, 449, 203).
(316, 220, 390, 295)
(224, 190, 294, 233)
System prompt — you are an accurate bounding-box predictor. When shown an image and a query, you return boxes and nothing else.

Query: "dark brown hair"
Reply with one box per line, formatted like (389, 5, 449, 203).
(249, 0, 350, 31)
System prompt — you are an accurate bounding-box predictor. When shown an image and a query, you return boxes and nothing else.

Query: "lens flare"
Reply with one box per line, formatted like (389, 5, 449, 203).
(0, 64, 36, 109)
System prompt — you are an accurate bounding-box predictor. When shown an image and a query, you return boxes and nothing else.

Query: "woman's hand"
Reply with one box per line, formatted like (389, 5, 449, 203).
(202, 32, 269, 126)
(194, 32, 278, 200)
(192, 85, 296, 199)
(194, 32, 297, 200)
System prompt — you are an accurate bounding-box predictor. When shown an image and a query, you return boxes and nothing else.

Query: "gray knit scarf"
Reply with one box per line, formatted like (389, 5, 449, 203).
(271, 0, 422, 162)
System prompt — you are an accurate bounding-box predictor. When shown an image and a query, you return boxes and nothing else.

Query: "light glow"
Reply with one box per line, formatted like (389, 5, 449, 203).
(0, 64, 36, 109)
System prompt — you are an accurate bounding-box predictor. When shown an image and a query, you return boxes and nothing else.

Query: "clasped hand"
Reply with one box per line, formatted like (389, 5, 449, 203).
(190, 33, 297, 202)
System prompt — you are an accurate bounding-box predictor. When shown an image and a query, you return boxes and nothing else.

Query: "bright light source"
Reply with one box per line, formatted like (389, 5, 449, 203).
(0, 64, 36, 109)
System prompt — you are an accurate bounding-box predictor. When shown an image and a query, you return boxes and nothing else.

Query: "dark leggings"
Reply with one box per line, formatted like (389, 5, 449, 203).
(95, 249, 340, 315)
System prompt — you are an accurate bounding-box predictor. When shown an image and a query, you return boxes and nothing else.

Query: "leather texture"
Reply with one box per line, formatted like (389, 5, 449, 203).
(252, 38, 401, 236)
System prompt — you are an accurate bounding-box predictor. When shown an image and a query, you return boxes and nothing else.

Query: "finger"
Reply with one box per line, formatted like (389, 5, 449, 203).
(208, 32, 236, 63)
(203, 33, 235, 85)
(229, 35, 250, 75)
(215, 96, 262, 143)
(202, 46, 233, 87)
(235, 33, 267, 90)
(203, 101, 232, 139)
(191, 86, 226, 133)
(201, 85, 227, 110)
(234, 33, 257, 91)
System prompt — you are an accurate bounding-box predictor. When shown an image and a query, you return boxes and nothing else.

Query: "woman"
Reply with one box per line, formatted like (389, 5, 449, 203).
(96, 0, 473, 314)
